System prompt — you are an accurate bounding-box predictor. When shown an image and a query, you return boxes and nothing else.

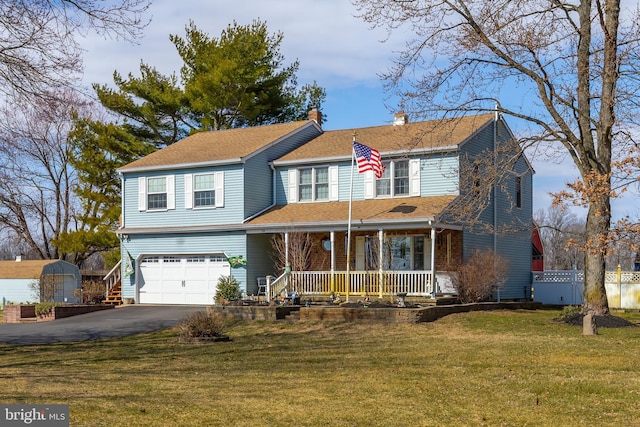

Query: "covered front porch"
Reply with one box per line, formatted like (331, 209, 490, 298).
(259, 226, 461, 302)
(244, 196, 463, 302)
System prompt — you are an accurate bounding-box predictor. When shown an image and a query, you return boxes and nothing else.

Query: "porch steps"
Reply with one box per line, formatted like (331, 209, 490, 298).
(103, 282, 122, 306)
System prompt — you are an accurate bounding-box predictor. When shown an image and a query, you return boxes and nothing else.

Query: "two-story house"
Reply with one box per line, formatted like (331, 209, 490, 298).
(112, 110, 533, 305)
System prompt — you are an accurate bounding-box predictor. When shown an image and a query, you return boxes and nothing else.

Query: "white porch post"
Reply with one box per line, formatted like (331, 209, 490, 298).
(378, 228, 384, 298)
(430, 224, 437, 299)
(330, 230, 335, 293)
(285, 232, 289, 269)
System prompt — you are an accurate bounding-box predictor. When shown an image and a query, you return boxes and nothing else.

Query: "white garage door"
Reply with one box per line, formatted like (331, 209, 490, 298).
(138, 255, 230, 304)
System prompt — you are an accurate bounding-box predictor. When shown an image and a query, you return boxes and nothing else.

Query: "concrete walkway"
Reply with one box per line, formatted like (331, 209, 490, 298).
(0, 305, 207, 346)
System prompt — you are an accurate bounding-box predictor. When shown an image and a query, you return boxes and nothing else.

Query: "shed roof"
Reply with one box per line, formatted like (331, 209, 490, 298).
(0, 260, 64, 280)
(245, 195, 457, 229)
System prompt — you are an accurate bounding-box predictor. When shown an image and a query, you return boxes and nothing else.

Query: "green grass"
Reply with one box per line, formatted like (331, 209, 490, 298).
(2, 309, 640, 426)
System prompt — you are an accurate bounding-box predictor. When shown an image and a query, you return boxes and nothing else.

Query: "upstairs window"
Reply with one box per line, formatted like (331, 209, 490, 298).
(194, 174, 215, 207)
(147, 177, 167, 210)
(289, 166, 337, 203)
(138, 176, 175, 211)
(516, 176, 522, 208)
(185, 171, 224, 209)
(299, 167, 329, 201)
(376, 160, 409, 197)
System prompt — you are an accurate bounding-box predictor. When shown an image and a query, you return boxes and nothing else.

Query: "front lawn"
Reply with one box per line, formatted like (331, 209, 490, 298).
(1, 309, 639, 426)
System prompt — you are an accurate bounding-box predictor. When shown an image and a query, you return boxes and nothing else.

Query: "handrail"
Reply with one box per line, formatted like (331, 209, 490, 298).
(103, 260, 122, 297)
(267, 270, 291, 302)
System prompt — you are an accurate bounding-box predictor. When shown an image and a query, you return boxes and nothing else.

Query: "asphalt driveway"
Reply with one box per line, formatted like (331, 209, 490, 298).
(0, 305, 208, 346)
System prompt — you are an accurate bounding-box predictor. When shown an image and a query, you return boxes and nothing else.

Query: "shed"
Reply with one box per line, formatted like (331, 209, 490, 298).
(0, 257, 81, 307)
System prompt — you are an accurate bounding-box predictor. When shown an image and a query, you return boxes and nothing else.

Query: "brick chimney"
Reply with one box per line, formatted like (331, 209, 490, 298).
(393, 112, 409, 126)
(308, 107, 322, 127)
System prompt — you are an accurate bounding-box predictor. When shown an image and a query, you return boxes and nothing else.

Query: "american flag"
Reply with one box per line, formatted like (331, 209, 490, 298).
(353, 141, 384, 178)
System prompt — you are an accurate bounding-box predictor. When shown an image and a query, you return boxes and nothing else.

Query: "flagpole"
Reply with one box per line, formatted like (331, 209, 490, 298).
(346, 132, 356, 302)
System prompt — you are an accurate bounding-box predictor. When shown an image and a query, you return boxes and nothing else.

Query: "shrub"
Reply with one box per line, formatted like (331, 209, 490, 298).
(450, 250, 508, 303)
(35, 302, 66, 317)
(557, 304, 582, 320)
(178, 308, 226, 339)
(215, 275, 242, 302)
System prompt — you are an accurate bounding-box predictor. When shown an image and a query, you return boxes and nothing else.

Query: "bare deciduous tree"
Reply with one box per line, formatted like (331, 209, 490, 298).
(0, 90, 88, 261)
(270, 232, 314, 274)
(534, 207, 587, 270)
(0, 0, 150, 99)
(354, 0, 640, 315)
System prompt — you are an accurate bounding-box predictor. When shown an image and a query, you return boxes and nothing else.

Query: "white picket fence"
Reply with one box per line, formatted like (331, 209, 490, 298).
(532, 270, 640, 308)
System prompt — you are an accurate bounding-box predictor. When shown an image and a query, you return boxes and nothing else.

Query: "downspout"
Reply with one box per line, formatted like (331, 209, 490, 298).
(494, 104, 499, 301)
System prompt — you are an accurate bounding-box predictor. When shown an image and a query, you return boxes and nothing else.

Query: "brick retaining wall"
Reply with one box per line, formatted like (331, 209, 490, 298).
(211, 302, 542, 324)
(3, 304, 114, 323)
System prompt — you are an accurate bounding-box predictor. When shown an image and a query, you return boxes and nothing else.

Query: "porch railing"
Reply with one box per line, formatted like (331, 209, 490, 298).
(285, 270, 435, 298)
(103, 260, 122, 297)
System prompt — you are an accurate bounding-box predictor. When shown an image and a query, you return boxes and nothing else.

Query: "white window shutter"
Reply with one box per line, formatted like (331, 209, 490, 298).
(288, 169, 298, 203)
(215, 171, 224, 207)
(184, 174, 193, 209)
(409, 159, 421, 196)
(329, 166, 339, 201)
(138, 177, 147, 211)
(364, 170, 374, 199)
(166, 175, 175, 210)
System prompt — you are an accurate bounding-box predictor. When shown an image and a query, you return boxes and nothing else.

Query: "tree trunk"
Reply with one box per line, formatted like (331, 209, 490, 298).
(583, 196, 611, 316)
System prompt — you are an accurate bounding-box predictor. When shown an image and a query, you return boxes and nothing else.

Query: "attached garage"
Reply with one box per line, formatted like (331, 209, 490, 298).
(138, 254, 230, 304)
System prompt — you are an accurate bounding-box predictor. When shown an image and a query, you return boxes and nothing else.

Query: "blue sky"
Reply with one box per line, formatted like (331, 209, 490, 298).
(77, 0, 637, 221)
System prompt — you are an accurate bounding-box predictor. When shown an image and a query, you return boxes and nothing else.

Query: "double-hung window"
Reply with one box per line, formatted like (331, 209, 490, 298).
(185, 171, 224, 209)
(147, 177, 168, 210)
(194, 174, 215, 207)
(376, 160, 409, 197)
(138, 176, 175, 211)
(299, 167, 329, 202)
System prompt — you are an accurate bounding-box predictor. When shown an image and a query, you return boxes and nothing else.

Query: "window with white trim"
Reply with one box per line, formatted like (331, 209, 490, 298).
(147, 177, 168, 209)
(288, 166, 338, 203)
(185, 171, 224, 209)
(138, 176, 175, 211)
(298, 166, 330, 202)
(194, 173, 215, 207)
(376, 160, 409, 197)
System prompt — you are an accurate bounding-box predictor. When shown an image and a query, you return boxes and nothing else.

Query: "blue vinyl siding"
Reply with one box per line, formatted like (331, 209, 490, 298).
(276, 152, 460, 204)
(246, 234, 276, 295)
(459, 119, 534, 300)
(122, 165, 245, 228)
(246, 124, 322, 216)
(421, 154, 459, 196)
(121, 232, 248, 299)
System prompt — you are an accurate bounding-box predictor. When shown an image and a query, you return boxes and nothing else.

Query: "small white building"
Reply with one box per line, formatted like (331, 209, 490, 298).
(0, 257, 81, 307)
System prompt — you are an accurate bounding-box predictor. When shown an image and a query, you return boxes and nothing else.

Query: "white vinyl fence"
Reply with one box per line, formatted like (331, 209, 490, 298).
(533, 270, 640, 309)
